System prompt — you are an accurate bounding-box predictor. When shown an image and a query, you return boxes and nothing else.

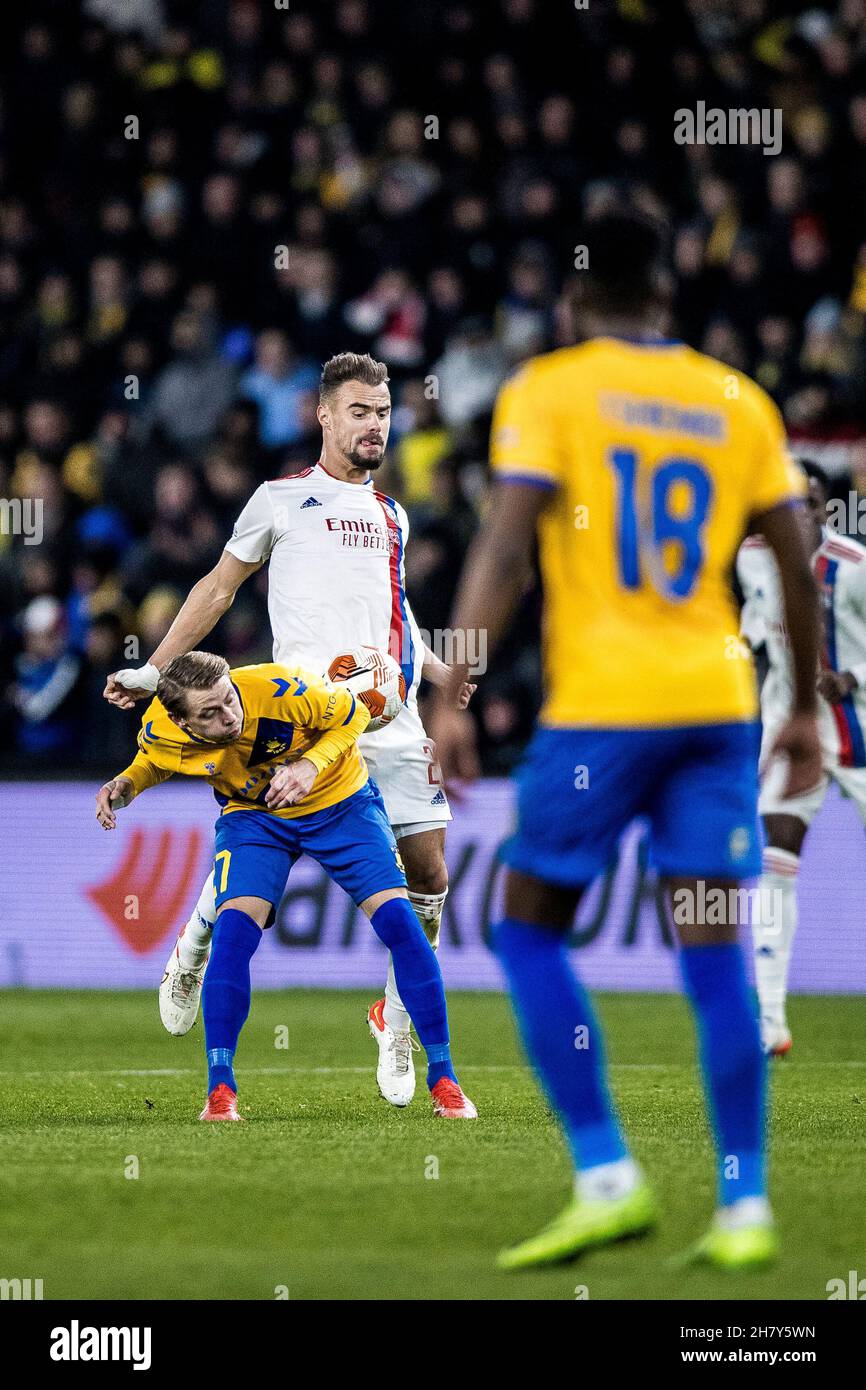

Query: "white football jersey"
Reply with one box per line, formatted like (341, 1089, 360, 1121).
(225, 462, 425, 709)
(737, 530, 866, 767)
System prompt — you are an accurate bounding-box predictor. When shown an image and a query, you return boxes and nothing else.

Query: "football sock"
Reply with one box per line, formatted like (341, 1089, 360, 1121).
(494, 918, 629, 1170)
(752, 848, 798, 1034)
(370, 898, 456, 1087)
(383, 889, 446, 1034)
(679, 942, 767, 1206)
(203, 909, 262, 1094)
(576, 1156, 643, 1203)
(177, 873, 216, 970)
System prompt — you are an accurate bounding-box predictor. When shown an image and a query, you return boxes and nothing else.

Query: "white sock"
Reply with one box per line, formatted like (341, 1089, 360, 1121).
(382, 889, 448, 1033)
(176, 874, 215, 970)
(752, 849, 798, 1032)
(717, 1196, 772, 1230)
(576, 1156, 641, 1202)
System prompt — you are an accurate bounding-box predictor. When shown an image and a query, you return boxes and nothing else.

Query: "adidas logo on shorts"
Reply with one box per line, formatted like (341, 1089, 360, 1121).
(430, 789, 447, 806)
(300, 497, 322, 508)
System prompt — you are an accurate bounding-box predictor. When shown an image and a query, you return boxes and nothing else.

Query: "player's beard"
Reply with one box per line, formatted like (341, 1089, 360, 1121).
(347, 440, 384, 471)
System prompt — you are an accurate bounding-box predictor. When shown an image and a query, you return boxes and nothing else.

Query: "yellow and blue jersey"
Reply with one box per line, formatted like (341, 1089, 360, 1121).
(119, 662, 371, 818)
(491, 336, 805, 729)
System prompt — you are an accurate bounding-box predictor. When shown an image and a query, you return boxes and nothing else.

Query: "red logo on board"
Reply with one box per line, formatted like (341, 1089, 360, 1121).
(86, 827, 205, 955)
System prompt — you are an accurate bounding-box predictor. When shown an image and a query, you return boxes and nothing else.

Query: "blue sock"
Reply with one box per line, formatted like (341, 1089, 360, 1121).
(370, 898, 457, 1088)
(202, 908, 262, 1093)
(679, 943, 767, 1206)
(494, 918, 628, 1170)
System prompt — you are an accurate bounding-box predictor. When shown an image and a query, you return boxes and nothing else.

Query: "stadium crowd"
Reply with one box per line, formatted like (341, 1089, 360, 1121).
(2, 0, 866, 771)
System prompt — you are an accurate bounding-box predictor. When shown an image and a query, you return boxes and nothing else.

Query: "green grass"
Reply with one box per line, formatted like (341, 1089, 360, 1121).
(1, 989, 863, 1300)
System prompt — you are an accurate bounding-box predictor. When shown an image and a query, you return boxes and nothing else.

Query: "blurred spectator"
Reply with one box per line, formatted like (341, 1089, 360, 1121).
(239, 330, 319, 453)
(10, 597, 84, 759)
(141, 312, 237, 454)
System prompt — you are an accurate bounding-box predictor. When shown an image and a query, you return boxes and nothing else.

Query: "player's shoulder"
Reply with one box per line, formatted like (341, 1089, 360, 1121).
(138, 698, 185, 752)
(819, 530, 866, 568)
(231, 662, 323, 703)
(680, 347, 782, 426)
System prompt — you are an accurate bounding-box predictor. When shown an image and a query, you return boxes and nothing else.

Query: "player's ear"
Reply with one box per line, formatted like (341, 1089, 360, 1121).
(165, 709, 186, 731)
(316, 400, 329, 430)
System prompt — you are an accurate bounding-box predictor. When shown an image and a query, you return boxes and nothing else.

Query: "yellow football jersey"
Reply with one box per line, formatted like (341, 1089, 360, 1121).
(491, 337, 805, 727)
(119, 662, 371, 817)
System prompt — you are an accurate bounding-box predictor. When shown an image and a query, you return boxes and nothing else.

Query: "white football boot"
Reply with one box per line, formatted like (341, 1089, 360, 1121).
(367, 998, 419, 1106)
(761, 1016, 793, 1057)
(159, 940, 209, 1036)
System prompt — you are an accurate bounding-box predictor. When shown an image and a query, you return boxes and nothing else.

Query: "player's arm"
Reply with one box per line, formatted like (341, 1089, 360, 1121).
(103, 549, 261, 708)
(264, 683, 372, 810)
(421, 643, 477, 708)
(756, 501, 822, 794)
(95, 749, 172, 829)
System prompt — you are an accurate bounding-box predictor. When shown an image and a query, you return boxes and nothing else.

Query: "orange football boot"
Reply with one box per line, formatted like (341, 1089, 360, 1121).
(199, 1082, 243, 1121)
(430, 1076, 478, 1118)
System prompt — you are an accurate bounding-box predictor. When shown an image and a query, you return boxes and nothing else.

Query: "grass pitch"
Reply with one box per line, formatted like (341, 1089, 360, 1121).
(1, 988, 863, 1301)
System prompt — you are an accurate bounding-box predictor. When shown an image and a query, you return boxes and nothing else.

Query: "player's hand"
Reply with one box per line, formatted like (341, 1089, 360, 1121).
(95, 777, 134, 830)
(265, 758, 318, 809)
(103, 663, 160, 710)
(768, 713, 822, 799)
(816, 669, 857, 704)
(428, 703, 481, 789)
(456, 681, 477, 710)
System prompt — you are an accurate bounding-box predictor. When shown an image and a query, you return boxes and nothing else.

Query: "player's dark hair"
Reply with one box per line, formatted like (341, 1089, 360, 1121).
(320, 351, 389, 400)
(799, 457, 831, 497)
(578, 211, 670, 317)
(157, 651, 230, 717)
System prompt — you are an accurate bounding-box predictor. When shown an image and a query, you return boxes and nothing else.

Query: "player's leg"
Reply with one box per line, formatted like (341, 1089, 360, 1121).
(200, 894, 270, 1122)
(300, 782, 475, 1116)
(751, 732, 825, 1055)
(753, 813, 809, 1055)
(653, 720, 775, 1268)
(361, 715, 451, 1102)
(199, 812, 298, 1120)
(492, 728, 660, 1269)
(367, 824, 448, 1104)
(159, 872, 215, 1036)
(385, 825, 448, 1026)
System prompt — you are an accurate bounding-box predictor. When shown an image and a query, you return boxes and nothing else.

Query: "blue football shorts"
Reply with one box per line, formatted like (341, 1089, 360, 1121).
(212, 779, 406, 912)
(503, 721, 762, 886)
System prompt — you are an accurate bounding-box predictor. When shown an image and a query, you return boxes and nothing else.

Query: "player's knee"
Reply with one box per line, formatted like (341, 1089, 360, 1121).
(405, 856, 448, 897)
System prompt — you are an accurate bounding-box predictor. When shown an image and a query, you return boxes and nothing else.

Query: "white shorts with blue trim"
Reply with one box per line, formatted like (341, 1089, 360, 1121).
(359, 698, 452, 832)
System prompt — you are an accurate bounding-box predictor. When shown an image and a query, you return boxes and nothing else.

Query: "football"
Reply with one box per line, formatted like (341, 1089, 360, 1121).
(326, 645, 407, 731)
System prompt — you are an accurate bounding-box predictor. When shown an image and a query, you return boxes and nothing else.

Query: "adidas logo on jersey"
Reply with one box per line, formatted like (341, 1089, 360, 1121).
(430, 789, 447, 806)
(300, 497, 322, 508)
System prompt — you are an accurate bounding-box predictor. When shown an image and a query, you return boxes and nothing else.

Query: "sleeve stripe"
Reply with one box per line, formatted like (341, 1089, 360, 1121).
(341, 693, 357, 725)
(494, 471, 559, 491)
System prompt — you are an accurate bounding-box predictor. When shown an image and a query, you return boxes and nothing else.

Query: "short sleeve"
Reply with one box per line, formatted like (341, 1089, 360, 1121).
(225, 483, 275, 564)
(490, 362, 563, 490)
(746, 389, 807, 518)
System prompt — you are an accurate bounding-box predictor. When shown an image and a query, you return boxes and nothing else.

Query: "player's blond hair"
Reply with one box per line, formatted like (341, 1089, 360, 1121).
(319, 352, 389, 400)
(157, 651, 230, 717)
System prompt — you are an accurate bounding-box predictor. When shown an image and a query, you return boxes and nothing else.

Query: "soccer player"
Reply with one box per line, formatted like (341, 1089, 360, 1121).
(96, 651, 477, 1121)
(103, 352, 474, 1108)
(430, 212, 822, 1270)
(738, 461, 866, 1055)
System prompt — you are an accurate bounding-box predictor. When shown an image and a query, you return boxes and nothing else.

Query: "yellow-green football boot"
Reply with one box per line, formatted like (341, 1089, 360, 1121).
(497, 1179, 658, 1271)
